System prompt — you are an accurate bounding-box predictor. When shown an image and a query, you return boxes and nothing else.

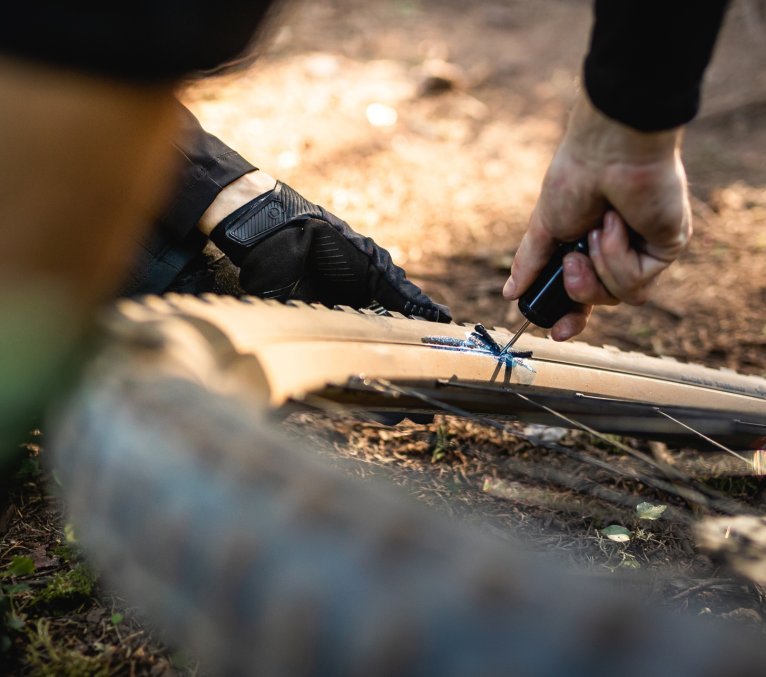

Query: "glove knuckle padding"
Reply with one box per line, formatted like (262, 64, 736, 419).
(211, 182, 322, 265)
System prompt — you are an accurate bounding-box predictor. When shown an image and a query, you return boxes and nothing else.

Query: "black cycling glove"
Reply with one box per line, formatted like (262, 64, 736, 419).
(210, 181, 451, 322)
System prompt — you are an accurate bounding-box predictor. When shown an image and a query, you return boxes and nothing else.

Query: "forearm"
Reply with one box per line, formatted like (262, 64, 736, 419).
(584, 0, 731, 131)
(565, 95, 683, 165)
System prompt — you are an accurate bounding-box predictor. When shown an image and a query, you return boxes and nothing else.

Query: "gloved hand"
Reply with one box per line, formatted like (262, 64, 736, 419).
(210, 181, 451, 322)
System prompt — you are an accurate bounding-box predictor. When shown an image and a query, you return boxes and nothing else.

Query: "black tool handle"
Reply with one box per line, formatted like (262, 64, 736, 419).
(517, 236, 589, 329)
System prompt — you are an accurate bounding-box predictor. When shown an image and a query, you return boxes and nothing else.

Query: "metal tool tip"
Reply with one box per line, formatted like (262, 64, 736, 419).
(499, 319, 531, 355)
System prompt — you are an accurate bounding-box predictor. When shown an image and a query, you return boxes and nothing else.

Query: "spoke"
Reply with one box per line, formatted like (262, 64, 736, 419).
(342, 377, 753, 517)
(654, 408, 753, 467)
(437, 378, 727, 492)
(512, 391, 751, 516)
(734, 418, 766, 429)
(349, 377, 512, 433)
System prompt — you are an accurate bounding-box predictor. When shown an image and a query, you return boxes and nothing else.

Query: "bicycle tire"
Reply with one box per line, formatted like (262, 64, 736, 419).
(110, 294, 766, 448)
(50, 296, 766, 675)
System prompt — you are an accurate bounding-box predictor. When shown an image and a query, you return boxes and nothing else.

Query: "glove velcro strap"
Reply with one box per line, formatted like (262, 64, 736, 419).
(210, 181, 322, 265)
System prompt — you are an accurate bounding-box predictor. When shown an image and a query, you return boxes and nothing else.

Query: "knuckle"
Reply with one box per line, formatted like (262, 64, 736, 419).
(644, 201, 692, 259)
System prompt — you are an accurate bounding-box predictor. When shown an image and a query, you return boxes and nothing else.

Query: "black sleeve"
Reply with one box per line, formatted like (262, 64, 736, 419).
(157, 105, 257, 240)
(121, 106, 256, 296)
(584, 0, 731, 131)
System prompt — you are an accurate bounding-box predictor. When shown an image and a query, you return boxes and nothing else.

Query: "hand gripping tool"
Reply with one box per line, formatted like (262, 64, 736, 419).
(499, 236, 589, 355)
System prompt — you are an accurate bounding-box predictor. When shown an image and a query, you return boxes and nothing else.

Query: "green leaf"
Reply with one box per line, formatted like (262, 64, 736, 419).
(601, 525, 631, 542)
(636, 502, 667, 521)
(3, 556, 35, 577)
(110, 612, 124, 626)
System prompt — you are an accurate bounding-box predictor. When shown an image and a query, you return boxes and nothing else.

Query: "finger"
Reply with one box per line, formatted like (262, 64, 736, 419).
(503, 205, 559, 300)
(562, 252, 619, 306)
(613, 161, 692, 263)
(550, 304, 592, 341)
(589, 211, 665, 306)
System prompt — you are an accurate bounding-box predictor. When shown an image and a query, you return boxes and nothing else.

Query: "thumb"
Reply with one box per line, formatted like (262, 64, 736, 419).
(504, 206, 559, 300)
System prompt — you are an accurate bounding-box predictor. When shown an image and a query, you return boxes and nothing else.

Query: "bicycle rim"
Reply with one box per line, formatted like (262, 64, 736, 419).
(107, 295, 766, 449)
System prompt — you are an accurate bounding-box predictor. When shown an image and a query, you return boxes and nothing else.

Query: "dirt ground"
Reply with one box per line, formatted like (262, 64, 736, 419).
(3, 0, 766, 673)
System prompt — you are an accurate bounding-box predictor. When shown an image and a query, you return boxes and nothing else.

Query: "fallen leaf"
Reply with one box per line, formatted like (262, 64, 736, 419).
(601, 525, 631, 543)
(636, 502, 667, 521)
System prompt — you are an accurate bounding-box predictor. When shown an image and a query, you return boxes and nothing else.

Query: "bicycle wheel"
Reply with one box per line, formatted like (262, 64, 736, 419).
(50, 294, 766, 676)
(109, 294, 766, 448)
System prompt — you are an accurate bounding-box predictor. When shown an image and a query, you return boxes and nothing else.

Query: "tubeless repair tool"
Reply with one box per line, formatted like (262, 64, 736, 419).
(499, 236, 589, 355)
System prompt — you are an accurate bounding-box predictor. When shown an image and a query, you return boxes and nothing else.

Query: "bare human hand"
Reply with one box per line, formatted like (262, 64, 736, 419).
(503, 94, 692, 341)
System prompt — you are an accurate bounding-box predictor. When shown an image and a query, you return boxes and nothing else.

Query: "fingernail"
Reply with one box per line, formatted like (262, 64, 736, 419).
(563, 255, 581, 282)
(589, 228, 600, 256)
(604, 211, 618, 233)
(503, 278, 517, 299)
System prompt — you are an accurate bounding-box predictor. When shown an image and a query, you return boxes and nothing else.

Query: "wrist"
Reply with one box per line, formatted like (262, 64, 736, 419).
(197, 170, 277, 236)
(565, 94, 683, 165)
